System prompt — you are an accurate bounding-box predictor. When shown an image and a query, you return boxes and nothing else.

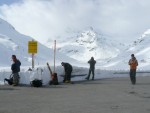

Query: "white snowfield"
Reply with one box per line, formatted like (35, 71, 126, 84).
(0, 18, 77, 67)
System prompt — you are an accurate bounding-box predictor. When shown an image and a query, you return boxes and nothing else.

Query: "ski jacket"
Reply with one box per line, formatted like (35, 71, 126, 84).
(128, 58, 138, 69)
(88, 58, 96, 70)
(11, 60, 21, 73)
(62, 63, 72, 73)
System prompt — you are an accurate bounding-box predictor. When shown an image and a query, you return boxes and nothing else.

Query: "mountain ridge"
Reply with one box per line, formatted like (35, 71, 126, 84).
(0, 18, 77, 67)
(58, 28, 126, 62)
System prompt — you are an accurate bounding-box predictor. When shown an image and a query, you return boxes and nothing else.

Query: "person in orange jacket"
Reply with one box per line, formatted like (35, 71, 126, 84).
(128, 54, 138, 85)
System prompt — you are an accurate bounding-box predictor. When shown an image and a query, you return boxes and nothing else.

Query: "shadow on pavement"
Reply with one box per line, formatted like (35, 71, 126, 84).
(0, 87, 17, 91)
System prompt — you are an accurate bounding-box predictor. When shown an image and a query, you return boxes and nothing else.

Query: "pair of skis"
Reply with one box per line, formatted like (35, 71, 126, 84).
(60, 74, 87, 78)
(47, 62, 54, 80)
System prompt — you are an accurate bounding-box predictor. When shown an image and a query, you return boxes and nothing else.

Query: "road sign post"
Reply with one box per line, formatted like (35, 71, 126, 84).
(54, 40, 56, 73)
(32, 53, 34, 69)
(28, 40, 38, 69)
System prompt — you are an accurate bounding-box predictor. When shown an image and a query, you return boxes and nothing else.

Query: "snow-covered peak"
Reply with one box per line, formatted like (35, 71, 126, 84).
(0, 18, 77, 67)
(76, 30, 97, 44)
(58, 29, 125, 62)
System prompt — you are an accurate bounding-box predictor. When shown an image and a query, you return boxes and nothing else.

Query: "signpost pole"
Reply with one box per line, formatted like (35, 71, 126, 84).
(32, 53, 34, 69)
(54, 40, 56, 73)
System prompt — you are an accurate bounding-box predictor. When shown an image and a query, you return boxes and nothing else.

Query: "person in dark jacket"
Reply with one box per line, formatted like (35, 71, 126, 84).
(61, 62, 72, 83)
(128, 54, 138, 85)
(11, 55, 21, 86)
(86, 57, 96, 80)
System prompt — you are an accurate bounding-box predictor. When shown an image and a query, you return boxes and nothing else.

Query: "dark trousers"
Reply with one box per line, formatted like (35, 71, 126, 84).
(13, 73, 19, 85)
(130, 69, 136, 84)
(87, 69, 95, 80)
(64, 71, 72, 82)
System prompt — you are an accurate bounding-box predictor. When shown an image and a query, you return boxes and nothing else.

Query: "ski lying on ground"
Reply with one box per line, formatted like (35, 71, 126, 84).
(61, 81, 75, 84)
(60, 74, 87, 78)
(114, 71, 150, 74)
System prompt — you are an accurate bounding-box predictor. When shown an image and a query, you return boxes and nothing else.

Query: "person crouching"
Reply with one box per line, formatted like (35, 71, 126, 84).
(61, 62, 72, 83)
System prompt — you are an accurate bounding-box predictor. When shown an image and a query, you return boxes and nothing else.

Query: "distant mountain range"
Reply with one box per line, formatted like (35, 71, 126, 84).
(54, 27, 150, 70)
(57, 28, 126, 62)
(1, 17, 150, 70)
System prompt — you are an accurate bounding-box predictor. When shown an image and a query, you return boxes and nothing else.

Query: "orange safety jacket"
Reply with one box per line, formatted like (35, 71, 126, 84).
(128, 58, 138, 69)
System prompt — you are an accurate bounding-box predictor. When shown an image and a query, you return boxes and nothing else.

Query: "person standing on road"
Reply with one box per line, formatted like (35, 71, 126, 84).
(86, 57, 96, 80)
(61, 62, 72, 83)
(11, 55, 21, 86)
(128, 54, 138, 85)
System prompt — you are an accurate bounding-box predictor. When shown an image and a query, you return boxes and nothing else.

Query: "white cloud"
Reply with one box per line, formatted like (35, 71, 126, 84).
(0, 0, 150, 44)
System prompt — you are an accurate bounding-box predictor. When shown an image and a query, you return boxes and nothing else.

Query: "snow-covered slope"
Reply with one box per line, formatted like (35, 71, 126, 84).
(2, 16, 150, 71)
(58, 28, 125, 62)
(102, 29, 150, 70)
(0, 18, 77, 67)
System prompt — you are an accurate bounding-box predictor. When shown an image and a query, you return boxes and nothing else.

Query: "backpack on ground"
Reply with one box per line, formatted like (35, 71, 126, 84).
(4, 74, 13, 85)
(4, 77, 13, 85)
(30, 79, 42, 87)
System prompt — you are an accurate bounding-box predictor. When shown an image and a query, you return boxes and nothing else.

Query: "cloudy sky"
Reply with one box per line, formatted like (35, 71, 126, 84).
(0, 0, 150, 44)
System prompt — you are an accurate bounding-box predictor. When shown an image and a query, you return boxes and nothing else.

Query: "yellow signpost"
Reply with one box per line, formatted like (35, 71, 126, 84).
(28, 41, 38, 53)
(28, 40, 38, 69)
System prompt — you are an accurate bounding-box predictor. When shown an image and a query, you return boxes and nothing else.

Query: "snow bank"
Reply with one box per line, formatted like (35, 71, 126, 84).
(1, 65, 150, 86)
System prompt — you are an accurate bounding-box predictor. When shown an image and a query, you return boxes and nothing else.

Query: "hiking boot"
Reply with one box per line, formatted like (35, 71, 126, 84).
(65, 80, 70, 83)
(85, 77, 89, 80)
(132, 82, 136, 85)
(13, 84, 17, 86)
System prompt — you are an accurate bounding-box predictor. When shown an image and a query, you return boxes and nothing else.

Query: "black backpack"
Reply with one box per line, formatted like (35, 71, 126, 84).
(30, 79, 42, 87)
(4, 74, 13, 85)
(4, 77, 13, 85)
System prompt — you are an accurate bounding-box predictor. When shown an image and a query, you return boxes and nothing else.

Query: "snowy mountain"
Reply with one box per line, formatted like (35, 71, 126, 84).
(0, 18, 77, 67)
(1, 16, 150, 71)
(127, 29, 150, 68)
(1, 18, 150, 85)
(57, 28, 125, 62)
(102, 29, 150, 70)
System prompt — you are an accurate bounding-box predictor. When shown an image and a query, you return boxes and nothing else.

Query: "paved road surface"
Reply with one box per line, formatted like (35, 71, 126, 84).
(0, 77, 150, 113)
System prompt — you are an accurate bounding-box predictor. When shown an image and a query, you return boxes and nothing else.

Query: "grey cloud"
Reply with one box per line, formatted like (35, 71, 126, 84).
(0, 0, 150, 44)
